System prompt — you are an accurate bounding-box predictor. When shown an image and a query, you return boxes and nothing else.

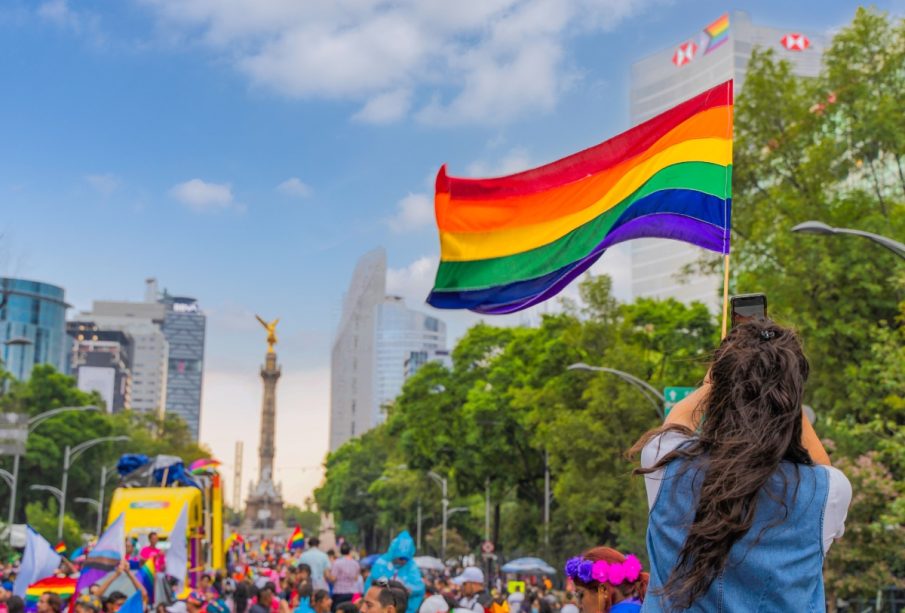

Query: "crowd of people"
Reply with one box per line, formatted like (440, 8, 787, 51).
(1, 321, 853, 611)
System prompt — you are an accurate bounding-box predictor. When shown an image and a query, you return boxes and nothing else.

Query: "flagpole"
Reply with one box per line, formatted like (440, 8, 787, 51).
(721, 253, 730, 338)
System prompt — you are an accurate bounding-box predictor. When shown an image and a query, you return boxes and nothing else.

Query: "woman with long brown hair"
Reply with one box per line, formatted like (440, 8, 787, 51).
(632, 320, 851, 611)
(564, 547, 649, 613)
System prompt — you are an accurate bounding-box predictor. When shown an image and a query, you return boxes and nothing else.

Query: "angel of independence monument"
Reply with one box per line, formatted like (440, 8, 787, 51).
(243, 315, 285, 532)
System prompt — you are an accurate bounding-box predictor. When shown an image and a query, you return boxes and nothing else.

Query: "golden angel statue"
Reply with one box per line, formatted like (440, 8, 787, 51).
(255, 315, 279, 352)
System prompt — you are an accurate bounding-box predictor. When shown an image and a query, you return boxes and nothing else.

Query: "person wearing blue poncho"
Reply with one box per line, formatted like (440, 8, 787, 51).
(364, 532, 424, 613)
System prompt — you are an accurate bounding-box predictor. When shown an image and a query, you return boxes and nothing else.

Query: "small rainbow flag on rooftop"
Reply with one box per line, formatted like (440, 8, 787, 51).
(427, 80, 733, 314)
(188, 458, 221, 475)
(25, 577, 76, 612)
(702, 13, 730, 54)
(289, 526, 304, 549)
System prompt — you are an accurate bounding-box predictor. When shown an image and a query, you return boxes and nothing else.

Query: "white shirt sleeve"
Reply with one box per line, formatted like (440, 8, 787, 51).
(821, 465, 852, 554)
(640, 431, 692, 509)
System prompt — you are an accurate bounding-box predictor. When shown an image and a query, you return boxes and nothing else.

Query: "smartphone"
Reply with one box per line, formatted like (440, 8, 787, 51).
(730, 293, 768, 328)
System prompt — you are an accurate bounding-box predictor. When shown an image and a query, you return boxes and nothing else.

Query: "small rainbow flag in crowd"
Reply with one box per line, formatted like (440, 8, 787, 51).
(225, 532, 244, 549)
(53, 542, 66, 554)
(427, 80, 733, 314)
(188, 458, 221, 475)
(702, 13, 730, 54)
(289, 526, 304, 549)
(131, 558, 156, 604)
(25, 577, 76, 612)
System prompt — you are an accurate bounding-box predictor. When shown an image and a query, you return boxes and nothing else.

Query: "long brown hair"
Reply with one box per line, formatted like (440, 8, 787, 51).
(630, 320, 811, 610)
(572, 547, 649, 612)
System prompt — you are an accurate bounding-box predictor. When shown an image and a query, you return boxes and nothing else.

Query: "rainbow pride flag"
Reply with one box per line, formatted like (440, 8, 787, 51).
(53, 542, 66, 555)
(427, 80, 733, 314)
(288, 526, 304, 549)
(25, 577, 75, 612)
(133, 557, 156, 603)
(188, 458, 220, 475)
(703, 13, 730, 54)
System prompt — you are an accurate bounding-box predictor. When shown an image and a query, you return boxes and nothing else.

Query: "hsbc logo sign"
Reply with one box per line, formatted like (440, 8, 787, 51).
(781, 33, 811, 51)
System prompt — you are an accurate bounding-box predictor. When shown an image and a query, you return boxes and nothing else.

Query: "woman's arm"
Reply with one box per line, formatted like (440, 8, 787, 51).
(663, 375, 831, 466)
(801, 412, 831, 465)
(663, 383, 710, 430)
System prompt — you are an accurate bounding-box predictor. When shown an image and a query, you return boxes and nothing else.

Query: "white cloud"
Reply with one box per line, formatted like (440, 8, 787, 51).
(353, 88, 412, 124)
(387, 192, 433, 233)
(276, 177, 312, 198)
(466, 147, 534, 178)
(85, 173, 119, 196)
(139, 0, 660, 125)
(170, 178, 239, 212)
(38, 0, 78, 29)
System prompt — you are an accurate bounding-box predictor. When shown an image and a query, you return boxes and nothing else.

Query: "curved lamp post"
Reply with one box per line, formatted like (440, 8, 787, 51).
(791, 221, 905, 259)
(5, 405, 99, 536)
(567, 363, 665, 418)
(59, 436, 129, 540)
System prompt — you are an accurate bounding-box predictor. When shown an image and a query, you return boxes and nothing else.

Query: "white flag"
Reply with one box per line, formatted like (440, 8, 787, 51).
(165, 504, 188, 590)
(13, 526, 62, 596)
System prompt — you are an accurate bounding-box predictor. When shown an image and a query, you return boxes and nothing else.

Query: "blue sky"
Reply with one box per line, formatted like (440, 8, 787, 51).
(0, 0, 890, 505)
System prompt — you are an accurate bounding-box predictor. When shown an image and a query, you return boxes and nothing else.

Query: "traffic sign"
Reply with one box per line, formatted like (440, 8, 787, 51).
(663, 387, 696, 417)
(481, 540, 495, 554)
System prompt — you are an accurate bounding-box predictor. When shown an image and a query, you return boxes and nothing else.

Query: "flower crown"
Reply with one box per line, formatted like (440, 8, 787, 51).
(564, 554, 643, 586)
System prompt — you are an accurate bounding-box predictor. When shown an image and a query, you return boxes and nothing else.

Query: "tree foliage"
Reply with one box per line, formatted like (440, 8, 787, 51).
(0, 365, 210, 537)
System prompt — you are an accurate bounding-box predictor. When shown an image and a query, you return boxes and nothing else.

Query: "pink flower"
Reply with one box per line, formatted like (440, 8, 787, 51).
(591, 561, 609, 583)
(622, 555, 642, 582)
(607, 563, 626, 585)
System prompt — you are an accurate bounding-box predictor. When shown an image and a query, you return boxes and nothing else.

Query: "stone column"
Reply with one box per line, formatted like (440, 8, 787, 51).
(258, 351, 281, 483)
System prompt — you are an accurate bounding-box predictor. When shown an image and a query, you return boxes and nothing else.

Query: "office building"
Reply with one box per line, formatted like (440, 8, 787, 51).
(329, 248, 386, 451)
(80, 300, 169, 418)
(376, 296, 447, 407)
(329, 250, 449, 451)
(0, 277, 68, 379)
(67, 322, 132, 413)
(629, 11, 826, 309)
(159, 292, 206, 440)
(404, 348, 452, 380)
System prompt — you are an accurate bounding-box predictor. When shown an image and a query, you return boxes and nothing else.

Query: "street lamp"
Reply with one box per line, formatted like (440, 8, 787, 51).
(59, 436, 129, 540)
(74, 496, 101, 533)
(567, 363, 666, 418)
(30, 484, 64, 511)
(428, 471, 450, 561)
(5, 406, 100, 536)
(791, 221, 905, 259)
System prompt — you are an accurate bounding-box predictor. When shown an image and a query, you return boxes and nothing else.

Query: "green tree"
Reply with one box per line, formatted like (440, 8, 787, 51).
(25, 499, 81, 551)
(283, 505, 321, 536)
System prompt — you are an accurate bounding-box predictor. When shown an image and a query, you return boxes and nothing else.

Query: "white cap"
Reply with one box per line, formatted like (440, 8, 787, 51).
(452, 567, 485, 585)
(419, 595, 450, 613)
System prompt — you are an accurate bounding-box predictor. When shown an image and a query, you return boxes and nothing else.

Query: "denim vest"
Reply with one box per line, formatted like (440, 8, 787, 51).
(643, 457, 829, 612)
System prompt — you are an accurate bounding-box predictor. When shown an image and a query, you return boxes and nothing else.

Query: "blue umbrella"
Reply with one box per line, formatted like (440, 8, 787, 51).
(500, 557, 556, 575)
(360, 554, 381, 568)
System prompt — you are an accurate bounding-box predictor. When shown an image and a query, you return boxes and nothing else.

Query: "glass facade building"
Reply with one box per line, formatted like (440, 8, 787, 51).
(0, 277, 68, 379)
(375, 296, 446, 413)
(629, 12, 826, 309)
(160, 295, 206, 440)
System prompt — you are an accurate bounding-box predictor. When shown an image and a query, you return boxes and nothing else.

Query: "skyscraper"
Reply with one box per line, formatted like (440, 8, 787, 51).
(67, 322, 132, 413)
(0, 277, 68, 379)
(329, 248, 386, 451)
(375, 296, 447, 410)
(329, 250, 449, 451)
(629, 12, 826, 308)
(159, 293, 206, 440)
(80, 300, 169, 418)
